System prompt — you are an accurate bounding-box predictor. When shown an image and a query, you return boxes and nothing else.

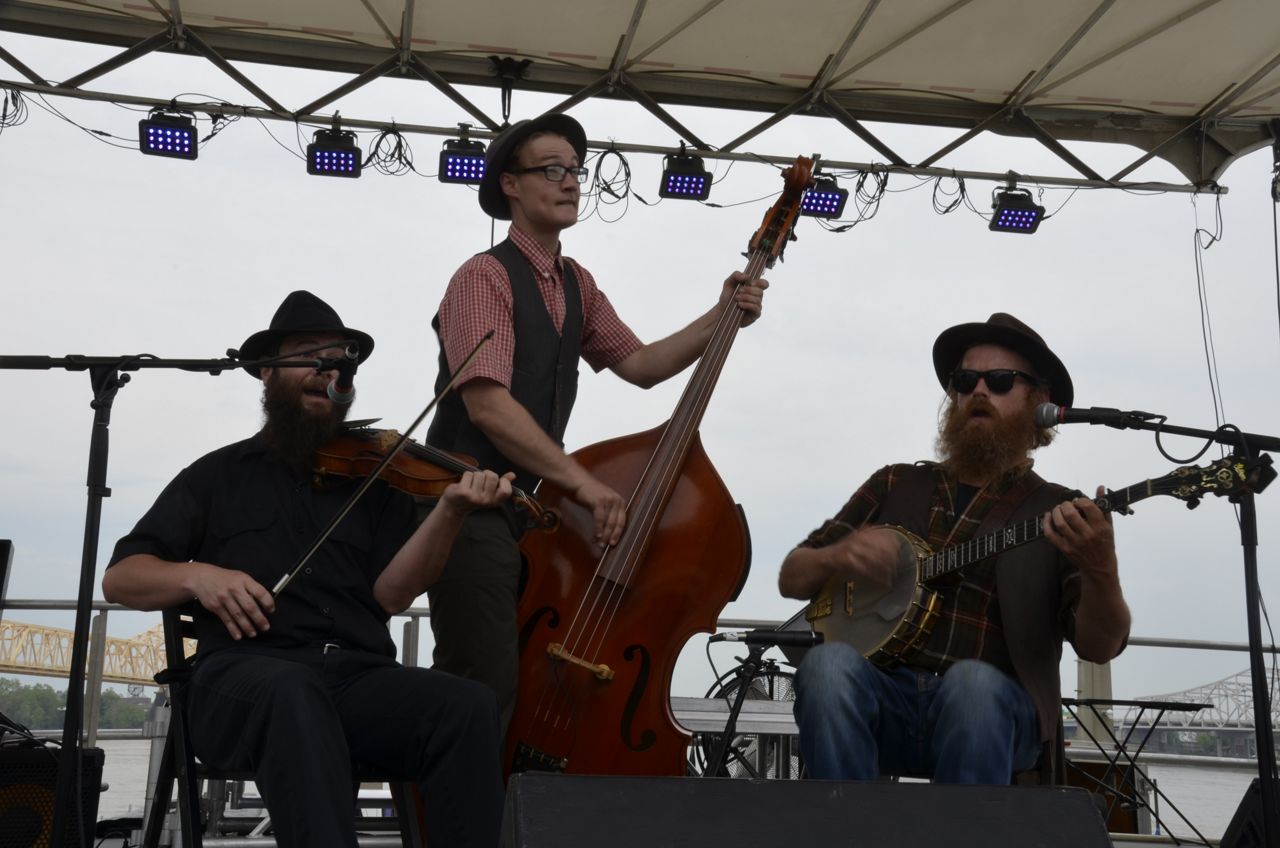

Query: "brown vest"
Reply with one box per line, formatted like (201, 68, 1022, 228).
(872, 462, 1075, 781)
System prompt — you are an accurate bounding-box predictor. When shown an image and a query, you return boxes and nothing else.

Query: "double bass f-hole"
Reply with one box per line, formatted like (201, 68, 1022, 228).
(505, 156, 816, 777)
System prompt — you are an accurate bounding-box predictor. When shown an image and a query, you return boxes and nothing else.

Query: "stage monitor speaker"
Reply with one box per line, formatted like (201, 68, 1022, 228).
(0, 745, 104, 848)
(1222, 777, 1280, 848)
(502, 773, 1112, 848)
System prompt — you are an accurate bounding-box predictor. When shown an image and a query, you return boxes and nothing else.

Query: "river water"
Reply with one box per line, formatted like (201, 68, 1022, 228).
(91, 739, 1260, 840)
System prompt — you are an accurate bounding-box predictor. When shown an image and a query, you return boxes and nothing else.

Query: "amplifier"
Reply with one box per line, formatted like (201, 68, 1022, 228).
(0, 745, 104, 848)
(502, 772, 1112, 848)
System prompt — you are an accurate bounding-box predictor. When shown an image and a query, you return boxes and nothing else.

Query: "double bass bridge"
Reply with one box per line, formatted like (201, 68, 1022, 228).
(547, 642, 615, 680)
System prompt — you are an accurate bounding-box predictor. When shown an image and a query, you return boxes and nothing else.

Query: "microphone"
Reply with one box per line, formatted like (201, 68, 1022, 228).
(1034, 402, 1160, 430)
(320, 355, 357, 405)
(708, 629, 825, 648)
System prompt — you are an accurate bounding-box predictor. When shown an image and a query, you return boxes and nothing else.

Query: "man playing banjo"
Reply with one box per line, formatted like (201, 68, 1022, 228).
(779, 313, 1131, 784)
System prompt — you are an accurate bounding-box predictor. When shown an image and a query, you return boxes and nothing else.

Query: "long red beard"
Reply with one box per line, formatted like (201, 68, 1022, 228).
(936, 393, 1040, 483)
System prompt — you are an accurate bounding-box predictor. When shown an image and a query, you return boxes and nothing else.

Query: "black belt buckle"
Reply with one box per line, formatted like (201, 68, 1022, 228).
(322, 642, 341, 654)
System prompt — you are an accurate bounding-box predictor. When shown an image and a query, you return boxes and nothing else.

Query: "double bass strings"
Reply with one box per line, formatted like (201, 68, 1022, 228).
(535, 247, 762, 722)
(526, 253, 768, 732)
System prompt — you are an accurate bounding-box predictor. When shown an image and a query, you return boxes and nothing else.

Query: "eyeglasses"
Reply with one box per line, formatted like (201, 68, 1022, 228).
(507, 164, 589, 184)
(949, 368, 1045, 395)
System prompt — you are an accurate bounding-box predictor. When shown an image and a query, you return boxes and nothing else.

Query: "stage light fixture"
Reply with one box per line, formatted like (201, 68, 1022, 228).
(438, 127, 486, 184)
(138, 110, 197, 160)
(989, 186, 1045, 233)
(307, 127, 362, 178)
(800, 175, 849, 219)
(659, 146, 711, 201)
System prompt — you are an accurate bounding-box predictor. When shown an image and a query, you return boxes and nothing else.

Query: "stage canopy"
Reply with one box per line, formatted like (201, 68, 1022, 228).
(1, 0, 1277, 188)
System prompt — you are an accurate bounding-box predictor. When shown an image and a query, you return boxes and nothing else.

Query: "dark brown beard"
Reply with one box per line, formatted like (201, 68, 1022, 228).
(260, 374, 347, 473)
(936, 392, 1042, 483)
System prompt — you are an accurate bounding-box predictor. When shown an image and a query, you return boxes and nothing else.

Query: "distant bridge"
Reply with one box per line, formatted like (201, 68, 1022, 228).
(0, 618, 189, 686)
(1122, 668, 1280, 730)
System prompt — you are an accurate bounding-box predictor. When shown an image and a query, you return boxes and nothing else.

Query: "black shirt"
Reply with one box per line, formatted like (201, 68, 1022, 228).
(109, 435, 417, 658)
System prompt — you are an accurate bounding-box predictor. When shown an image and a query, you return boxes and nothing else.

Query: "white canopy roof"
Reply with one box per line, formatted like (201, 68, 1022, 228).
(2, 0, 1277, 185)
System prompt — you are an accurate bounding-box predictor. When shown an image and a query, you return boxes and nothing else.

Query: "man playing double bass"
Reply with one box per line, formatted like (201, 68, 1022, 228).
(426, 113, 769, 729)
(780, 313, 1131, 784)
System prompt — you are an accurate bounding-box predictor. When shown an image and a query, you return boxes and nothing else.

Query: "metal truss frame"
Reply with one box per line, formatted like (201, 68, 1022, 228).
(1, 0, 1274, 193)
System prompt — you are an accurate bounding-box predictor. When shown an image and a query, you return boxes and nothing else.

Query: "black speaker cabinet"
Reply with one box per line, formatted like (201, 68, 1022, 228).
(502, 773, 1112, 848)
(1222, 777, 1280, 848)
(0, 745, 104, 848)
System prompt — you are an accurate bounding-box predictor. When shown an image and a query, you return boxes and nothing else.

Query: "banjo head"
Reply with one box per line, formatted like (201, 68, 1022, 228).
(806, 526, 935, 663)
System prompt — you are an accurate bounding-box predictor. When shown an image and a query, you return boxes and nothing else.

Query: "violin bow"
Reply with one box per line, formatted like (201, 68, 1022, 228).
(272, 330, 494, 598)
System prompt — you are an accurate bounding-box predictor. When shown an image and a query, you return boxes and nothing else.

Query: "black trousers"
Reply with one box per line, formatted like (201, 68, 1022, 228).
(186, 644, 503, 848)
(426, 509, 522, 732)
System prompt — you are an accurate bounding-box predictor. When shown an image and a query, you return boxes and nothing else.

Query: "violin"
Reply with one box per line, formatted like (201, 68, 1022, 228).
(313, 426, 558, 531)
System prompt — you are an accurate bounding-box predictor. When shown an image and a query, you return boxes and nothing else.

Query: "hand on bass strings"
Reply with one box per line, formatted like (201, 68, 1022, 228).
(719, 271, 769, 327)
(572, 473, 627, 548)
(189, 562, 276, 640)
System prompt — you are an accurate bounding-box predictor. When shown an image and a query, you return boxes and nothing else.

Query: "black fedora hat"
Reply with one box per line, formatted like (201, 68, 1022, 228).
(237, 290, 374, 379)
(932, 312, 1073, 407)
(479, 113, 588, 220)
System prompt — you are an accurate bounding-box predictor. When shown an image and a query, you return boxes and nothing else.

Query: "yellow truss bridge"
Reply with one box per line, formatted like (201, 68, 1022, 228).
(0, 618, 190, 687)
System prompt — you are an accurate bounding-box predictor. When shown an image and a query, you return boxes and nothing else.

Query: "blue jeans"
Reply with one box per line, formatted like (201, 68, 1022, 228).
(794, 643, 1041, 784)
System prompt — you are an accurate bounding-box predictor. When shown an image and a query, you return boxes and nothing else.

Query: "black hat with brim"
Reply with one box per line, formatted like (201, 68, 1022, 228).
(237, 290, 374, 379)
(479, 113, 588, 220)
(931, 312, 1073, 407)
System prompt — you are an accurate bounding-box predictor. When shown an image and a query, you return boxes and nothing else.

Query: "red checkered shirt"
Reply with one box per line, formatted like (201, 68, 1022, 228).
(437, 225, 643, 386)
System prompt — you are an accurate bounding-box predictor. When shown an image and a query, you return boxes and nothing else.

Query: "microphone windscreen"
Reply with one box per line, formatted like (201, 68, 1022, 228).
(1033, 402, 1060, 429)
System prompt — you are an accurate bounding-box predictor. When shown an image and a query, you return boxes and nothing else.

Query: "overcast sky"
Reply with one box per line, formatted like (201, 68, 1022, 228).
(3, 30, 1279, 705)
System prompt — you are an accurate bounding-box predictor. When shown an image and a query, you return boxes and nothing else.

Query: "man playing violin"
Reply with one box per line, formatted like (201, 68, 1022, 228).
(103, 290, 508, 848)
(779, 313, 1131, 785)
(426, 113, 769, 728)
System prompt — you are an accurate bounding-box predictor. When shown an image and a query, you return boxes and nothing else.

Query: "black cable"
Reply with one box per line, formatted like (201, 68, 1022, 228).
(931, 173, 966, 215)
(583, 147, 653, 223)
(1191, 192, 1227, 430)
(0, 88, 29, 136)
(1273, 198, 1280, 357)
(26, 92, 135, 150)
(255, 117, 306, 161)
(364, 125, 424, 177)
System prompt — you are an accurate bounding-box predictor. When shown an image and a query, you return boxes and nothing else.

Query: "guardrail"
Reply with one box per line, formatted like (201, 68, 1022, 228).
(4, 600, 1279, 746)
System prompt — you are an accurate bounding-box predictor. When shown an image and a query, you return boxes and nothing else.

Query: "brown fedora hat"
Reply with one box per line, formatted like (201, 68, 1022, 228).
(932, 312, 1073, 406)
(478, 113, 588, 220)
(237, 290, 374, 379)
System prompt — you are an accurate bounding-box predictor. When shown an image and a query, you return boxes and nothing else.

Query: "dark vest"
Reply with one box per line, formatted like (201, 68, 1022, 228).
(428, 238, 582, 493)
(873, 462, 1075, 780)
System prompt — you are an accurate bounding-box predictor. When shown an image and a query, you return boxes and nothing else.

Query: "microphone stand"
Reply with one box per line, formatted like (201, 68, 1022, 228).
(1087, 414, 1280, 845)
(0, 350, 337, 848)
(703, 642, 771, 778)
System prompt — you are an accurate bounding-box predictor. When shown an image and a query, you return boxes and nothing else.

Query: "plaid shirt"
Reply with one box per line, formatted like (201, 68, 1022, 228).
(437, 225, 643, 386)
(799, 462, 1079, 676)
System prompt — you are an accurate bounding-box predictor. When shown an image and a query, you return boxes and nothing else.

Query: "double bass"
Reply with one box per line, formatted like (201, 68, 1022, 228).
(506, 157, 815, 776)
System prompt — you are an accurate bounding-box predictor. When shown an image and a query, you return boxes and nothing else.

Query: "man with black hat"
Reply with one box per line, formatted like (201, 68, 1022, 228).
(780, 313, 1130, 785)
(103, 290, 508, 848)
(426, 113, 769, 728)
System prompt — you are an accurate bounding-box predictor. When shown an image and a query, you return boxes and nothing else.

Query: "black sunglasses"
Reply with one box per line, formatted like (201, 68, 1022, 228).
(949, 368, 1045, 395)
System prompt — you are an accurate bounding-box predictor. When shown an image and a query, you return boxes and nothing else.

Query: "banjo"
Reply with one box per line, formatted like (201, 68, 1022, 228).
(805, 454, 1273, 668)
